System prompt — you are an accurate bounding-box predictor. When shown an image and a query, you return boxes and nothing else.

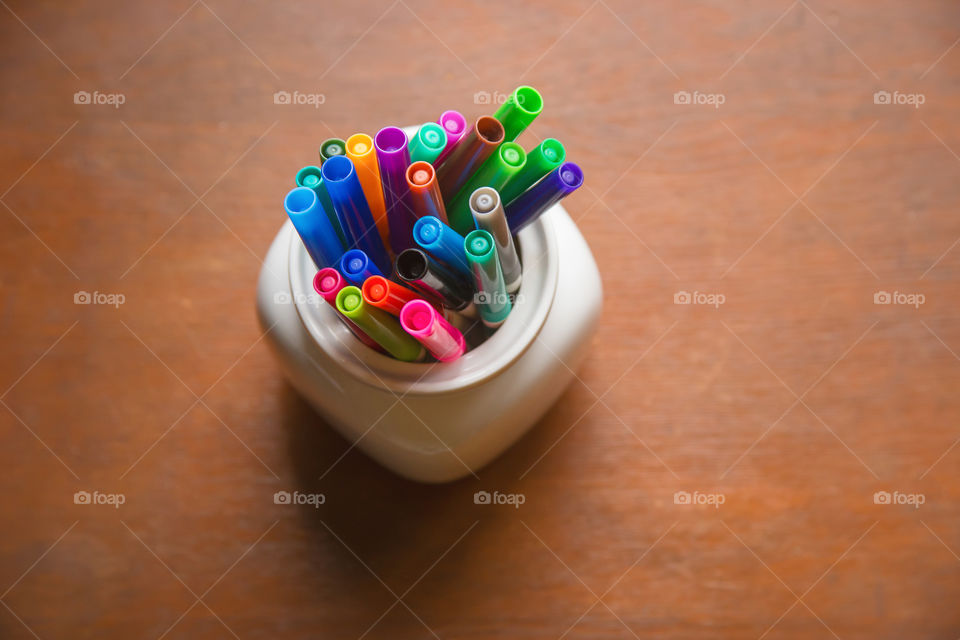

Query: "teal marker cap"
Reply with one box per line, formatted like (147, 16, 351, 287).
(408, 122, 448, 164)
(464, 229, 512, 327)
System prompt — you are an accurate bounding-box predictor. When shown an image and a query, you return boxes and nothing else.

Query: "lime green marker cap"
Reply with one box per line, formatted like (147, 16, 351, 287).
(335, 286, 425, 361)
(464, 229, 512, 327)
(498, 138, 565, 204)
(492, 86, 543, 142)
(408, 122, 448, 164)
(447, 142, 527, 232)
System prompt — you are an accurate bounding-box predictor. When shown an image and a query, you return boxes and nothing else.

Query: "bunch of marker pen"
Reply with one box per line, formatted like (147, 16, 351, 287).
(282, 86, 585, 362)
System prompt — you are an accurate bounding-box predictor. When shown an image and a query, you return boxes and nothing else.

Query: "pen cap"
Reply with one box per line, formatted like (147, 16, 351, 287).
(345, 133, 390, 251)
(505, 161, 584, 233)
(336, 286, 425, 362)
(405, 161, 447, 223)
(499, 138, 565, 204)
(284, 186, 344, 270)
(362, 275, 425, 317)
(435, 110, 468, 165)
(413, 215, 471, 280)
(295, 165, 347, 246)
(447, 141, 527, 233)
(436, 116, 505, 203)
(469, 187, 522, 293)
(464, 229, 512, 327)
(400, 299, 466, 362)
(492, 86, 543, 141)
(322, 155, 392, 273)
(395, 248, 473, 311)
(313, 267, 346, 305)
(375, 126, 415, 255)
(339, 249, 384, 286)
(408, 123, 448, 164)
(319, 137, 347, 163)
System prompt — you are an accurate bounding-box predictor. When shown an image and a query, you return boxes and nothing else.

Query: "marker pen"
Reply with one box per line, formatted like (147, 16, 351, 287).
(492, 86, 543, 142)
(296, 165, 346, 246)
(336, 286, 426, 362)
(345, 133, 390, 251)
(408, 122, 448, 165)
(284, 186, 344, 270)
(498, 138, 565, 204)
(362, 275, 425, 317)
(464, 229, 511, 328)
(413, 216, 471, 281)
(313, 268, 385, 352)
(504, 161, 584, 233)
(469, 187, 522, 293)
(339, 249, 384, 286)
(400, 299, 466, 362)
(319, 137, 347, 164)
(447, 142, 526, 232)
(321, 155, 391, 273)
(434, 110, 468, 165)
(405, 161, 447, 224)
(374, 126, 415, 255)
(436, 115, 504, 208)
(395, 249, 474, 313)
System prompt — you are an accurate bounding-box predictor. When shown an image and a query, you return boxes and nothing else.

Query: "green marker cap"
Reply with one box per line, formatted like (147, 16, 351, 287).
(498, 138, 565, 204)
(335, 286, 424, 361)
(295, 165, 347, 247)
(492, 86, 543, 142)
(447, 142, 527, 230)
(319, 138, 347, 163)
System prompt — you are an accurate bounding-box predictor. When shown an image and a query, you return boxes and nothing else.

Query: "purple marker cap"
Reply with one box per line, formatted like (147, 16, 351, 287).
(374, 126, 416, 255)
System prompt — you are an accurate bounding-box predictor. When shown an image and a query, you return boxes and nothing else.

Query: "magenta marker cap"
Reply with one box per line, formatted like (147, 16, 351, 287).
(400, 299, 466, 362)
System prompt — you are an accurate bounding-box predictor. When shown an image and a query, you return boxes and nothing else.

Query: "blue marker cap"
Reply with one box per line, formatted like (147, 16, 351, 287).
(413, 216, 471, 281)
(339, 249, 384, 286)
(284, 186, 345, 270)
(322, 155, 392, 274)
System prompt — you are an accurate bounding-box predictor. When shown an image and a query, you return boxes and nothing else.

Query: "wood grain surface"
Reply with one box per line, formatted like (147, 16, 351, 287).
(2, 1, 960, 638)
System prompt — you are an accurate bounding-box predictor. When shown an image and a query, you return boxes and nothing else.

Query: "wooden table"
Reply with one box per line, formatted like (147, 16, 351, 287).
(2, 1, 959, 637)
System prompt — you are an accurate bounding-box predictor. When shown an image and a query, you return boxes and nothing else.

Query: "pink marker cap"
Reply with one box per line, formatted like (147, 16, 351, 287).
(399, 299, 466, 362)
